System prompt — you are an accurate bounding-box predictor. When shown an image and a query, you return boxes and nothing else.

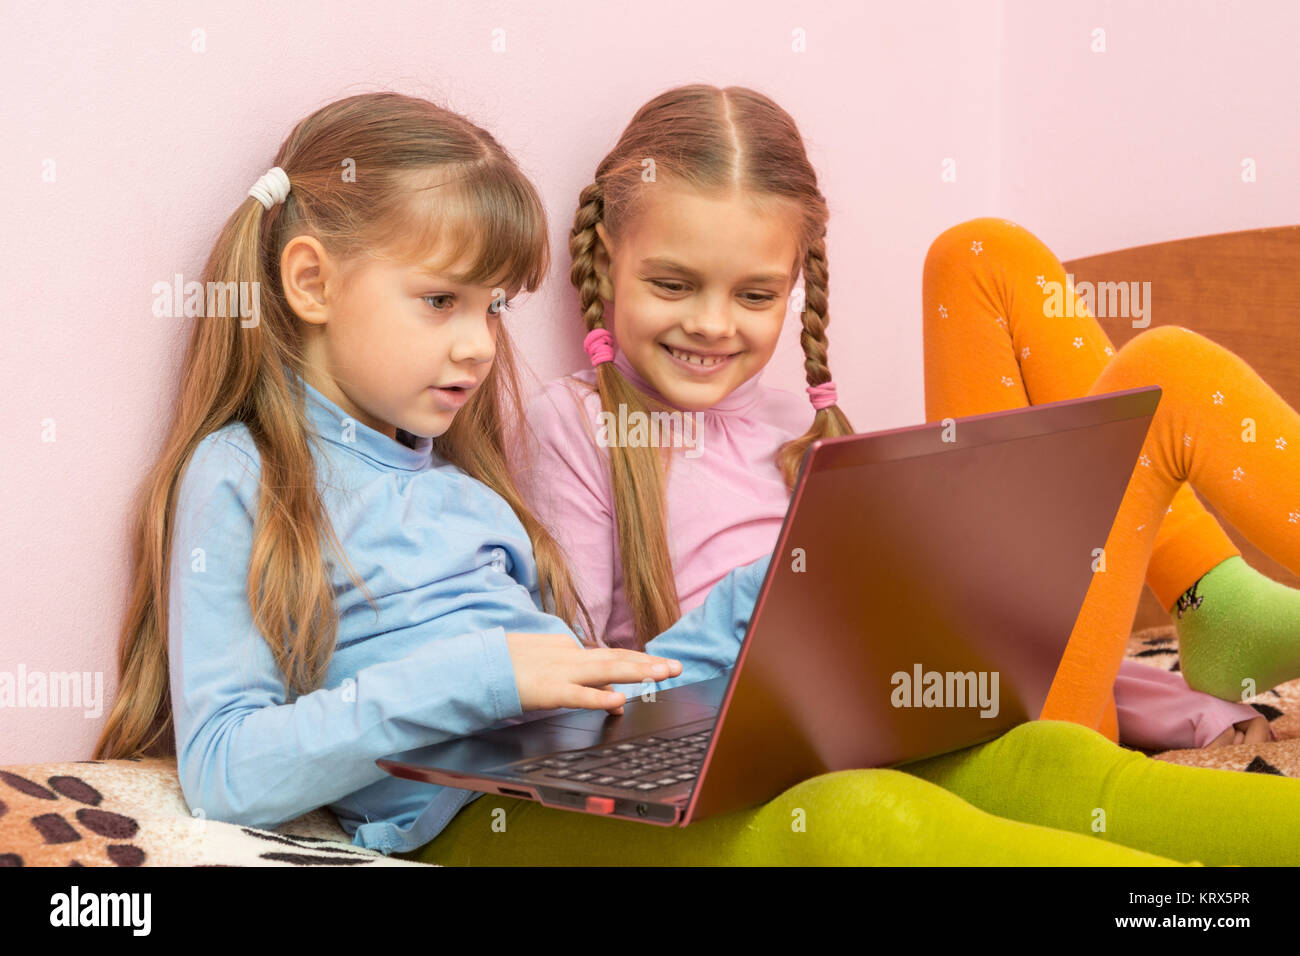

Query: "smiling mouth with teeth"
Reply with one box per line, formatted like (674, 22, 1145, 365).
(663, 343, 737, 368)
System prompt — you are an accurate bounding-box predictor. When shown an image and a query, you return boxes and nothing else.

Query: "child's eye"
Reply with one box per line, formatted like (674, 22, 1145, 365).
(651, 280, 773, 305)
(488, 298, 514, 315)
(650, 279, 689, 294)
(422, 294, 456, 311)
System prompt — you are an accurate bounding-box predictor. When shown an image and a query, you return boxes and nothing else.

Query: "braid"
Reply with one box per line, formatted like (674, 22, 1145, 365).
(568, 182, 682, 650)
(776, 233, 855, 486)
(569, 182, 607, 329)
(798, 232, 832, 388)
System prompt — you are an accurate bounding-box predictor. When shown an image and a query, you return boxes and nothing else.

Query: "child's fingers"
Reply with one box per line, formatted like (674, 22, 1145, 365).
(569, 648, 681, 685)
(582, 647, 681, 668)
(561, 683, 626, 712)
(534, 649, 680, 711)
(600, 684, 625, 716)
(1238, 716, 1271, 744)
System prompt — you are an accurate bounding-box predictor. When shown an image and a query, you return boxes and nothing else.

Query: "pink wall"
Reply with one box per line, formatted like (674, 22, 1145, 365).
(998, 0, 1300, 256)
(2, 0, 1297, 763)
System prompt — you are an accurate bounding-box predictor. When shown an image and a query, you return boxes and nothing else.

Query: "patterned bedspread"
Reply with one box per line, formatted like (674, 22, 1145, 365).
(0, 754, 424, 867)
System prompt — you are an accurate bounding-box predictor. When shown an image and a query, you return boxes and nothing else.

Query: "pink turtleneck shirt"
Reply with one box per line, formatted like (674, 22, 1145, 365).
(515, 350, 1264, 751)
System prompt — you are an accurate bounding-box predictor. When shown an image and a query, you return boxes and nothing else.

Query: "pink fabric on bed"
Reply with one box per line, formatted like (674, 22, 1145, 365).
(1115, 660, 1275, 750)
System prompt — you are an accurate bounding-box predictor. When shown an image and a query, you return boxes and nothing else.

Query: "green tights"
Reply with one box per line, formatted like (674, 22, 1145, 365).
(398, 720, 1300, 866)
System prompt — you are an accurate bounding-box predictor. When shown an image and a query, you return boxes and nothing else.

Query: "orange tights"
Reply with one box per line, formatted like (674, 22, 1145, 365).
(922, 217, 1300, 741)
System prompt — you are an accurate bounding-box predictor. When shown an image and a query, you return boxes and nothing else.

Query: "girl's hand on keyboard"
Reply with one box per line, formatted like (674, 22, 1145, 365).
(505, 633, 682, 715)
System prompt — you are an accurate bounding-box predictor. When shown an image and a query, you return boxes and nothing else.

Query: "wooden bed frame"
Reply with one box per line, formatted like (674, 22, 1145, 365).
(1062, 224, 1300, 629)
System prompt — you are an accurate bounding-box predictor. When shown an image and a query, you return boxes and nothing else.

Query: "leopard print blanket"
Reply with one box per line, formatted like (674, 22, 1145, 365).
(3, 624, 1297, 866)
(0, 754, 424, 867)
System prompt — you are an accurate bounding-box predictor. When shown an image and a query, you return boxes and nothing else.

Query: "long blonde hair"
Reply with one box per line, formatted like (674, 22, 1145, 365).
(95, 92, 593, 760)
(568, 84, 854, 651)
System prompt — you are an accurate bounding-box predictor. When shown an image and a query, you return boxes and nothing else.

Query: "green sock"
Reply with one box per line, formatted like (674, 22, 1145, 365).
(1173, 554, 1300, 701)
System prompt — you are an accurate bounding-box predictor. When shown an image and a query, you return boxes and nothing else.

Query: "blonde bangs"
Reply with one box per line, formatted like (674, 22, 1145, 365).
(379, 163, 550, 297)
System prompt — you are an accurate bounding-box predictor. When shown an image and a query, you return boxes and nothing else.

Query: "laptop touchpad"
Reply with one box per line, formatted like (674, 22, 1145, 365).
(542, 697, 717, 736)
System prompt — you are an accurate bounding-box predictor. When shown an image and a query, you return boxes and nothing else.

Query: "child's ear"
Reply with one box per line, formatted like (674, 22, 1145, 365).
(593, 222, 615, 302)
(280, 235, 332, 327)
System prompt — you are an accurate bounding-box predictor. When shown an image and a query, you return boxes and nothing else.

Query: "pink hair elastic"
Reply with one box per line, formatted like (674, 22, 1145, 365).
(584, 327, 616, 366)
(806, 381, 837, 410)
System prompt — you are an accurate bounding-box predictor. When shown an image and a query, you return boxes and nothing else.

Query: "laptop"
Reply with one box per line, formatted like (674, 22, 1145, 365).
(377, 384, 1161, 827)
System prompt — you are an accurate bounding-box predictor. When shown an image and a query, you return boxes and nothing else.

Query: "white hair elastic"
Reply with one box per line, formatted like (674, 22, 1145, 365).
(248, 166, 291, 210)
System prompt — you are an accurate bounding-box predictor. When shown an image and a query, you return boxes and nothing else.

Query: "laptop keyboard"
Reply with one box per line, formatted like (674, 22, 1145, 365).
(508, 731, 712, 794)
